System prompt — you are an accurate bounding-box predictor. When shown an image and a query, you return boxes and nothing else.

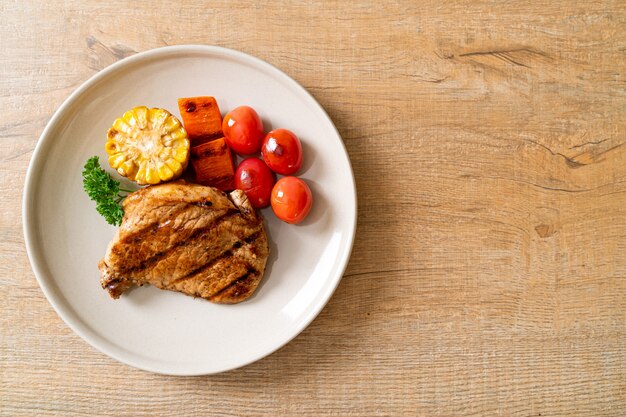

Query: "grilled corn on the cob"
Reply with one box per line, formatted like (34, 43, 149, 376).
(105, 106, 190, 185)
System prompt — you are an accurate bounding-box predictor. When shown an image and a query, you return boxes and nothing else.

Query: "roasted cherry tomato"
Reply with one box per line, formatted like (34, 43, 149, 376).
(271, 177, 313, 224)
(222, 106, 264, 155)
(261, 128, 303, 175)
(234, 157, 275, 208)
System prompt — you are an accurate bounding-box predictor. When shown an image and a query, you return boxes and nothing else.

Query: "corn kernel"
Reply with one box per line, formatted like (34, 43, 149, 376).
(163, 116, 181, 133)
(105, 140, 119, 154)
(135, 162, 147, 183)
(122, 109, 137, 126)
(112, 118, 132, 135)
(173, 146, 188, 163)
(108, 153, 126, 169)
(145, 163, 160, 184)
(170, 128, 187, 140)
(119, 160, 136, 177)
(149, 108, 168, 129)
(157, 161, 174, 181)
(165, 158, 182, 175)
(134, 106, 148, 129)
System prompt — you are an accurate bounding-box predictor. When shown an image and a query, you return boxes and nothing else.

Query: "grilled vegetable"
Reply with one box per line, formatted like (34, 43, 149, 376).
(261, 128, 303, 175)
(222, 105, 264, 155)
(190, 138, 235, 191)
(271, 176, 313, 224)
(105, 106, 190, 185)
(82, 156, 132, 226)
(177, 96, 223, 145)
(234, 157, 275, 208)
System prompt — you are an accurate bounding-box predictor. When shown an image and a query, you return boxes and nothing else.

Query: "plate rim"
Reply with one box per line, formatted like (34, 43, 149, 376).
(22, 44, 357, 375)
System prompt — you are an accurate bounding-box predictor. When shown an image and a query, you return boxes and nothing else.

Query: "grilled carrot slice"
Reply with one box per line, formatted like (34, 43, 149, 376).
(177, 96, 223, 145)
(190, 138, 235, 191)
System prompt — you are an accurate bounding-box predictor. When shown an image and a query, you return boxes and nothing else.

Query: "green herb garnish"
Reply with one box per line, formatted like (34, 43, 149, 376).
(82, 156, 132, 226)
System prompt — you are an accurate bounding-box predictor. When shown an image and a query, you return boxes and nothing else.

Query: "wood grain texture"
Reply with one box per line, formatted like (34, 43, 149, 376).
(1, 0, 625, 415)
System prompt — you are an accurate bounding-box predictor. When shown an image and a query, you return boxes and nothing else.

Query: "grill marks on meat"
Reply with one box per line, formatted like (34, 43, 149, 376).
(172, 230, 262, 284)
(116, 209, 240, 274)
(98, 182, 269, 303)
(168, 230, 264, 303)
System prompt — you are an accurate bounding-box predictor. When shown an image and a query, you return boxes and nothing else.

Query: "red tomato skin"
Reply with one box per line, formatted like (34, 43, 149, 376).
(222, 106, 264, 155)
(270, 177, 313, 224)
(234, 158, 275, 208)
(261, 129, 303, 175)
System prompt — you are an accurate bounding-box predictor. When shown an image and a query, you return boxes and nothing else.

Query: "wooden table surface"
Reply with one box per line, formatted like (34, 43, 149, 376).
(2, 1, 625, 415)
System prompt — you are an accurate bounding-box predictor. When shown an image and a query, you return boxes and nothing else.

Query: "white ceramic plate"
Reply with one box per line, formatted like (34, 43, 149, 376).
(23, 45, 356, 375)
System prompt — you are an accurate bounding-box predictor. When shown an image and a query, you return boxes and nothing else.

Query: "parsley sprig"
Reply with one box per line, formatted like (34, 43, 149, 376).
(82, 156, 133, 226)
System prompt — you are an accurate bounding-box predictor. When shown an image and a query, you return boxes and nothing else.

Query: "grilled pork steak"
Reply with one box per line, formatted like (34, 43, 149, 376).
(98, 181, 269, 303)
